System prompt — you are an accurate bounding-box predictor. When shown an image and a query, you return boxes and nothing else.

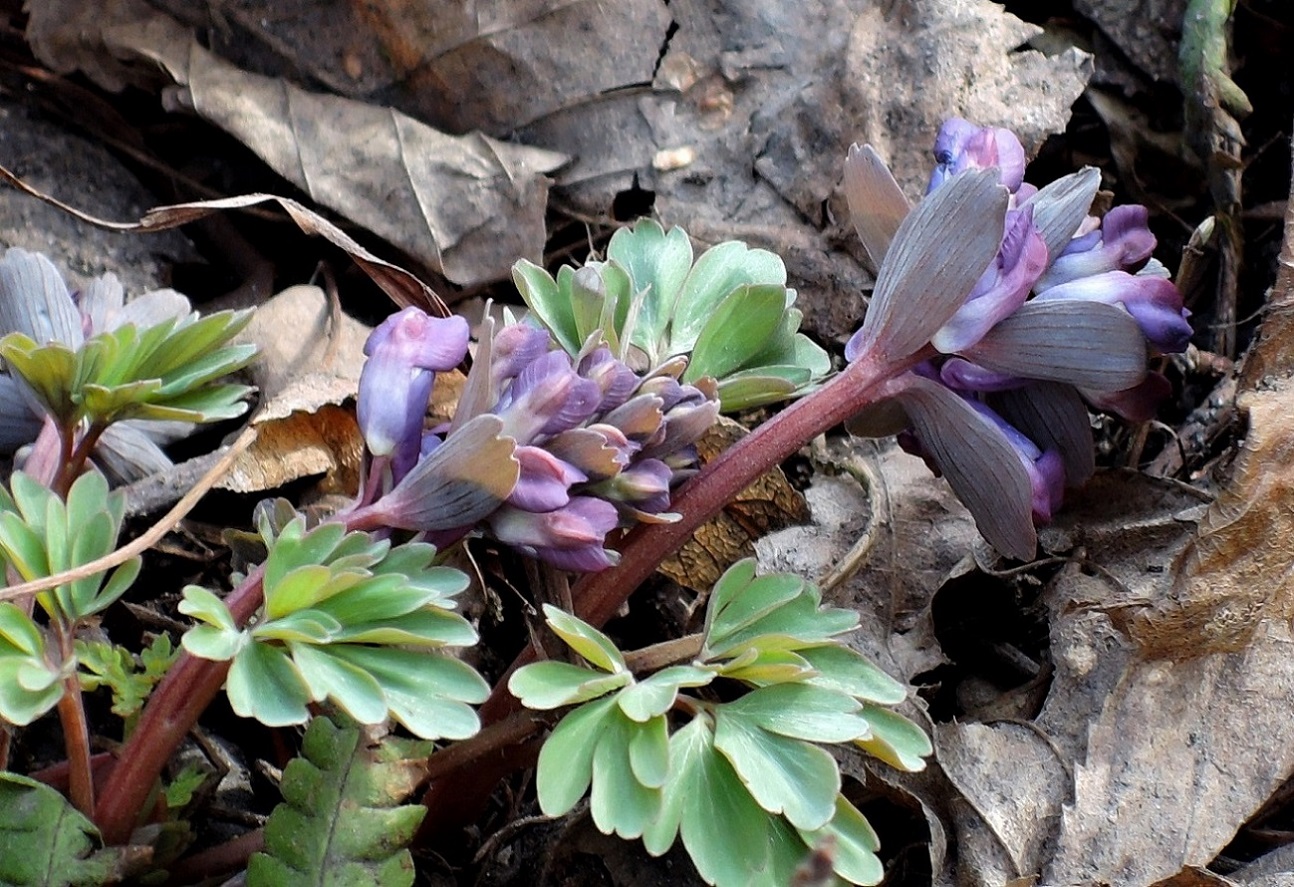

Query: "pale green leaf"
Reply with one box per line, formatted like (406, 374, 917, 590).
(543, 604, 626, 673)
(856, 705, 932, 772)
(508, 660, 630, 710)
(536, 694, 620, 816)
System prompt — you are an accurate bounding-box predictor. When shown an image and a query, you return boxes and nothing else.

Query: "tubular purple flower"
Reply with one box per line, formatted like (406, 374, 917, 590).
(579, 347, 639, 412)
(491, 323, 551, 389)
(927, 118, 1026, 194)
(1031, 270, 1192, 353)
(1080, 372, 1173, 423)
(930, 206, 1048, 353)
(488, 497, 620, 571)
(939, 358, 1024, 393)
(508, 445, 586, 512)
(497, 350, 602, 443)
(966, 400, 1065, 523)
(594, 458, 673, 515)
(358, 307, 469, 476)
(1035, 204, 1157, 291)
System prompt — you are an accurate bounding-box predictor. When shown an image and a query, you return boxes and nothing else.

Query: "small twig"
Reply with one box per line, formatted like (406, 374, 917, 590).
(622, 633, 704, 673)
(0, 423, 258, 602)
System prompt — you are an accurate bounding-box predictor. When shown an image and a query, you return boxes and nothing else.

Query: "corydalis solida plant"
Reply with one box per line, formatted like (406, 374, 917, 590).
(841, 118, 1190, 558)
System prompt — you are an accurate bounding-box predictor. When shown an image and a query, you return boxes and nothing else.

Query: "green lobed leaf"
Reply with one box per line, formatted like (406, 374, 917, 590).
(0, 773, 126, 886)
(0, 607, 63, 726)
(713, 705, 841, 830)
(590, 707, 663, 839)
(608, 219, 694, 361)
(720, 684, 870, 743)
(855, 705, 932, 772)
(684, 284, 789, 383)
(671, 240, 788, 353)
(671, 717, 776, 885)
(795, 795, 884, 886)
(627, 714, 670, 790)
(325, 646, 487, 740)
(536, 693, 620, 816)
(508, 660, 631, 710)
(226, 641, 313, 727)
(248, 714, 429, 887)
(614, 665, 714, 722)
(799, 645, 907, 706)
(543, 604, 626, 673)
(513, 259, 581, 355)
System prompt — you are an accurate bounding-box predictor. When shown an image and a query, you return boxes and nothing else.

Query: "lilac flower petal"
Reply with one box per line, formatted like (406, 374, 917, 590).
(546, 425, 637, 480)
(375, 415, 519, 531)
(530, 544, 620, 572)
(491, 323, 552, 387)
(844, 143, 911, 271)
(639, 397, 720, 460)
(0, 248, 84, 347)
(939, 358, 1024, 393)
(508, 445, 585, 512)
(601, 395, 665, 441)
(930, 207, 1048, 353)
(1036, 205, 1158, 290)
(927, 120, 1025, 194)
(892, 374, 1037, 560)
(1025, 167, 1101, 263)
(580, 347, 639, 412)
(1081, 372, 1172, 423)
(490, 497, 619, 551)
(77, 273, 126, 335)
(600, 458, 672, 513)
(1032, 270, 1191, 352)
(503, 350, 603, 441)
(990, 382, 1095, 485)
(848, 169, 1007, 363)
(961, 300, 1148, 392)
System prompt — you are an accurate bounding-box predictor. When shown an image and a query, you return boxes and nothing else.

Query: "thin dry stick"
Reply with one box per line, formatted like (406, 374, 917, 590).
(0, 424, 259, 602)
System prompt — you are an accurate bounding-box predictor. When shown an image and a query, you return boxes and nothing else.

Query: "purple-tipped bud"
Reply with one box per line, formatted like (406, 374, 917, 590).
(579, 347, 639, 412)
(1032, 270, 1192, 353)
(497, 350, 602, 443)
(594, 458, 673, 515)
(491, 323, 552, 389)
(602, 395, 666, 442)
(641, 396, 721, 460)
(358, 308, 470, 476)
(1035, 205, 1158, 291)
(927, 118, 1026, 194)
(545, 424, 638, 480)
(508, 445, 586, 512)
(489, 497, 620, 571)
(930, 206, 1048, 353)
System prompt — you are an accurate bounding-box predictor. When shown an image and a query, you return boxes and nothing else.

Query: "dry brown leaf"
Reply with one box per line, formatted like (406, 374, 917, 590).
(111, 0, 1091, 344)
(934, 722, 1069, 886)
(1042, 139, 1294, 887)
(226, 284, 372, 495)
(658, 416, 809, 593)
(25, 5, 567, 289)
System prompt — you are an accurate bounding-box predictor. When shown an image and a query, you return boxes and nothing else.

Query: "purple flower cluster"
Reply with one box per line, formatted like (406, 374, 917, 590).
(845, 118, 1191, 559)
(354, 312, 719, 571)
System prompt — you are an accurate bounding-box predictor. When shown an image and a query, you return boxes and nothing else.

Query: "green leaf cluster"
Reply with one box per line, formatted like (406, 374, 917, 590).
(0, 773, 126, 886)
(180, 517, 488, 739)
(513, 220, 830, 411)
(0, 308, 255, 428)
(249, 715, 431, 887)
(509, 559, 932, 886)
(0, 471, 141, 725)
(77, 634, 177, 728)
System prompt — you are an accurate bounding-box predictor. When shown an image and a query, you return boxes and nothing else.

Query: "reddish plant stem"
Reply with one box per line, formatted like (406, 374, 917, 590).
(94, 565, 266, 845)
(56, 671, 94, 817)
(418, 349, 912, 835)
